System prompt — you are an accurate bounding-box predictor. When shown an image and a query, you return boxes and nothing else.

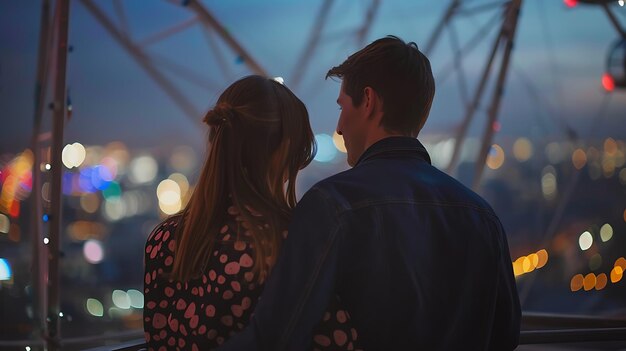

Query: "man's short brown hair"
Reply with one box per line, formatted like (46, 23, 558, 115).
(327, 35, 435, 136)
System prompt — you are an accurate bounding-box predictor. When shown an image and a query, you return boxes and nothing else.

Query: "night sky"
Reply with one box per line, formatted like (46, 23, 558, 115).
(1, 0, 625, 155)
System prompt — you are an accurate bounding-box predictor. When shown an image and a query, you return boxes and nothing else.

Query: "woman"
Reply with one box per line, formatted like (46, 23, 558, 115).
(144, 76, 358, 350)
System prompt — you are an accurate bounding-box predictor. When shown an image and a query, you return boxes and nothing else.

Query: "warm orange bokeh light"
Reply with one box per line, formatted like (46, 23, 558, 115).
(611, 266, 624, 284)
(536, 249, 548, 269)
(570, 274, 584, 291)
(615, 257, 626, 270)
(583, 273, 596, 291)
(571, 149, 587, 170)
(595, 273, 608, 290)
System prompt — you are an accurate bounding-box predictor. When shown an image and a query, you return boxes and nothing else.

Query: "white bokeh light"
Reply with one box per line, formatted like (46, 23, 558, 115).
(579, 231, 593, 251)
(129, 155, 158, 184)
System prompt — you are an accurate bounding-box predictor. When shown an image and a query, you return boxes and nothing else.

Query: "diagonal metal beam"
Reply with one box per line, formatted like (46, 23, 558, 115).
(183, 0, 268, 77)
(291, 0, 334, 89)
(445, 6, 508, 174)
(424, 0, 460, 55)
(602, 3, 626, 40)
(472, 0, 523, 190)
(355, 0, 380, 48)
(80, 0, 201, 124)
(137, 16, 199, 47)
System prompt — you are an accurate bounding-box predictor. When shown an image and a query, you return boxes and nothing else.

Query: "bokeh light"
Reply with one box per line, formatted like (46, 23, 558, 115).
(536, 249, 549, 269)
(602, 73, 615, 92)
(571, 149, 587, 170)
(0, 258, 11, 280)
(159, 199, 182, 215)
(583, 273, 596, 291)
(332, 131, 347, 153)
(541, 166, 557, 200)
(104, 198, 125, 221)
(169, 145, 197, 174)
(564, 0, 578, 8)
(578, 231, 593, 251)
(513, 138, 533, 162)
(157, 179, 181, 206)
(486, 144, 505, 170)
(611, 266, 623, 284)
(513, 249, 549, 277)
(127, 289, 144, 308)
(616, 257, 626, 270)
(62, 142, 86, 169)
(595, 273, 608, 290)
(0, 214, 9, 234)
(86, 298, 104, 317)
(102, 181, 122, 200)
(545, 142, 563, 164)
(589, 254, 602, 271)
(80, 193, 100, 214)
(129, 155, 158, 184)
(83, 239, 104, 264)
(100, 157, 119, 180)
(112, 290, 131, 309)
(620, 169, 626, 185)
(600, 223, 613, 242)
(570, 274, 584, 291)
(314, 134, 337, 163)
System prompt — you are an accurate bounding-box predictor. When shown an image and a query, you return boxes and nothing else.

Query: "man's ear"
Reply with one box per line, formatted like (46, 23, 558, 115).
(363, 86, 382, 120)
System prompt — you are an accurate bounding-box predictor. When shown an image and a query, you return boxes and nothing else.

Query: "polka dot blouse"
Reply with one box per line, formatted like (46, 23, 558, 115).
(143, 206, 359, 350)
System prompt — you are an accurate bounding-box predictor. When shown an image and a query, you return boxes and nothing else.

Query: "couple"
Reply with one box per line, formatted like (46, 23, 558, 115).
(143, 36, 521, 350)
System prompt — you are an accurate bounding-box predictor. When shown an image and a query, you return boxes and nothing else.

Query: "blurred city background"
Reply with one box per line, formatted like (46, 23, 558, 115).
(1, 0, 626, 349)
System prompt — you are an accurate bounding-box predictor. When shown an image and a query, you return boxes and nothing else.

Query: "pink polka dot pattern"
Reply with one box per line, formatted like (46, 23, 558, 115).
(144, 211, 359, 350)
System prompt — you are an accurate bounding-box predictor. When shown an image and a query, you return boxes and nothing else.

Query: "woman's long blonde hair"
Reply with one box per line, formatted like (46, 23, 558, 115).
(170, 76, 315, 282)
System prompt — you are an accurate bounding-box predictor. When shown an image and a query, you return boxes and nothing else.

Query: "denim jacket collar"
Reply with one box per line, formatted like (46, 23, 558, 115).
(354, 136, 432, 167)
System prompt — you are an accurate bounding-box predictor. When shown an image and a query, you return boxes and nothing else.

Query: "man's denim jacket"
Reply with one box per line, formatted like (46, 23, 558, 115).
(221, 136, 521, 350)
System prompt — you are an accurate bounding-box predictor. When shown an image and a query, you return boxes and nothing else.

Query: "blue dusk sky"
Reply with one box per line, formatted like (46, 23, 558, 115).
(1, 1, 625, 154)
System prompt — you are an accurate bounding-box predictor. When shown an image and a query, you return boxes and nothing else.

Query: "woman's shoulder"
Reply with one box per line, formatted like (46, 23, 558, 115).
(146, 214, 183, 246)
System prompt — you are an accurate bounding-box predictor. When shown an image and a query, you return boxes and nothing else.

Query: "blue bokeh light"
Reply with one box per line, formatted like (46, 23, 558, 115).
(0, 258, 12, 281)
(314, 134, 337, 163)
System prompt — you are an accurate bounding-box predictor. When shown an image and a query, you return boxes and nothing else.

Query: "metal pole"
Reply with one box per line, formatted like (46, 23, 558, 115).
(424, 0, 460, 55)
(355, 0, 380, 48)
(290, 0, 334, 89)
(445, 12, 507, 174)
(601, 3, 626, 40)
(80, 0, 201, 124)
(47, 0, 70, 349)
(472, 0, 522, 190)
(31, 0, 52, 342)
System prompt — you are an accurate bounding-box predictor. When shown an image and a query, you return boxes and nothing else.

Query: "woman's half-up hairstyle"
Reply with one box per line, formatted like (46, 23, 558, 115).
(170, 75, 315, 282)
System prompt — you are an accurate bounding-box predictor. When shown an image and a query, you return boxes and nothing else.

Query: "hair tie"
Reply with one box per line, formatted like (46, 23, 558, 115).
(203, 102, 235, 127)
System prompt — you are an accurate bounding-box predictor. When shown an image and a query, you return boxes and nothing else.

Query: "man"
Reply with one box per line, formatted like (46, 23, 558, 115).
(221, 35, 520, 350)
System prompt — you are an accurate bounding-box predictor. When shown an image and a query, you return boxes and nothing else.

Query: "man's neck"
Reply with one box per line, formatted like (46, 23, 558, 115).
(363, 130, 410, 152)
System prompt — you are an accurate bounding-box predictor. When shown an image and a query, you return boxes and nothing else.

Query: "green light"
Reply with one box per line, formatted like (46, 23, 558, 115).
(86, 298, 103, 317)
(102, 181, 121, 200)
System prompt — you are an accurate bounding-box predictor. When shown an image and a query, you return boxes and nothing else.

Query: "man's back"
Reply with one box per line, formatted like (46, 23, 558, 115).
(313, 137, 520, 350)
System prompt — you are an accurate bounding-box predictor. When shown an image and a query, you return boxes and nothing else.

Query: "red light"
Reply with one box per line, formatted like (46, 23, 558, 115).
(9, 200, 20, 218)
(492, 121, 501, 132)
(602, 73, 615, 92)
(564, 0, 578, 7)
